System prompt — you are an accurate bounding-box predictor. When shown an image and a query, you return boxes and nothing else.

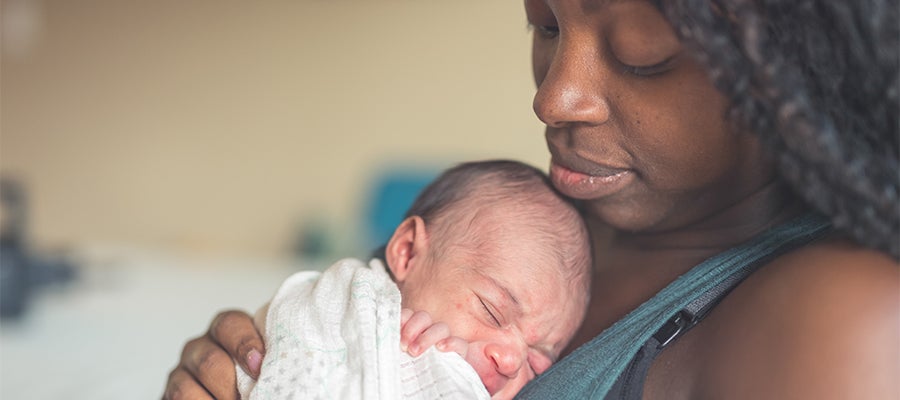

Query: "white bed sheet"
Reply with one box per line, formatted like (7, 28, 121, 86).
(0, 245, 313, 400)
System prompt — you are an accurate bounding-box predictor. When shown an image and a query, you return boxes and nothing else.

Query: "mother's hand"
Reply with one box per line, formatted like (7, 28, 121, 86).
(163, 310, 265, 400)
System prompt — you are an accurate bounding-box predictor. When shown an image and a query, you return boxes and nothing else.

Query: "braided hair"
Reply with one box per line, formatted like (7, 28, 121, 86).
(662, 0, 899, 259)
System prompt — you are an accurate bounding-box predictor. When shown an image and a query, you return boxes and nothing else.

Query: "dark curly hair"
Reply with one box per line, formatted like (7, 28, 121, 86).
(661, 0, 900, 259)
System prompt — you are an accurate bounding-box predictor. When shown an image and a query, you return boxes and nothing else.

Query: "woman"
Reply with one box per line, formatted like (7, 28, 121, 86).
(164, 0, 899, 398)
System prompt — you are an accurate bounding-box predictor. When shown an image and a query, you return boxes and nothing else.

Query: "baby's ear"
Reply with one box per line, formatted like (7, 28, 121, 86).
(385, 216, 428, 282)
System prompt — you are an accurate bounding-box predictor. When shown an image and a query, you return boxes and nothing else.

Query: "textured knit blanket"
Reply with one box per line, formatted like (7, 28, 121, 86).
(236, 258, 490, 400)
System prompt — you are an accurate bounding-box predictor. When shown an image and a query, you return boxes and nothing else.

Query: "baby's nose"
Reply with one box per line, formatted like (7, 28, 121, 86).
(485, 342, 526, 378)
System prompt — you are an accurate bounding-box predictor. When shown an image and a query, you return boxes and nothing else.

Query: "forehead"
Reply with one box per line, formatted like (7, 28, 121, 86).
(466, 207, 584, 306)
(528, 0, 663, 24)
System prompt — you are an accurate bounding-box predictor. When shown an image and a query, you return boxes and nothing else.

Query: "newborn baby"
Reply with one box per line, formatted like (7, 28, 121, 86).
(237, 160, 592, 399)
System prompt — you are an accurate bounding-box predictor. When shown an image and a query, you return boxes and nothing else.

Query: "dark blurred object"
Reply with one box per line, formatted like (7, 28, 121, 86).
(1, 177, 30, 318)
(0, 176, 77, 320)
(293, 216, 331, 261)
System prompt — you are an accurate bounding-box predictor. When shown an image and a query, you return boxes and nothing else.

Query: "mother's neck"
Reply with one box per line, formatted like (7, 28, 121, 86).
(564, 180, 811, 352)
(592, 179, 809, 273)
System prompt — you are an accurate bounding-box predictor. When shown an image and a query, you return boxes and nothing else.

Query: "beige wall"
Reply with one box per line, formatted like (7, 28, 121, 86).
(0, 0, 549, 257)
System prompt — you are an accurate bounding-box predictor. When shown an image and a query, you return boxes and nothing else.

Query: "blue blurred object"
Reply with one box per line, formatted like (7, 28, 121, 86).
(0, 177, 77, 320)
(363, 167, 440, 252)
(1, 177, 31, 318)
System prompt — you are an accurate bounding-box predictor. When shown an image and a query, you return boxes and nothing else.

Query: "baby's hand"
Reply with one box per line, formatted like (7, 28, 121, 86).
(400, 309, 468, 358)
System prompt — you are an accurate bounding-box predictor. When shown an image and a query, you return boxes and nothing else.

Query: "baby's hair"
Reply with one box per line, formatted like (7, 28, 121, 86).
(405, 159, 592, 295)
(405, 160, 565, 224)
(662, 0, 899, 259)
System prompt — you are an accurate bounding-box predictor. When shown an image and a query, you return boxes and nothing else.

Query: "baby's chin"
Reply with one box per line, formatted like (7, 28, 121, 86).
(470, 363, 527, 400)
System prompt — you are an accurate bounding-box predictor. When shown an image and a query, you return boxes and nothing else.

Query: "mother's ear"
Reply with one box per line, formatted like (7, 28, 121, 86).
(385, 216, 429, 282)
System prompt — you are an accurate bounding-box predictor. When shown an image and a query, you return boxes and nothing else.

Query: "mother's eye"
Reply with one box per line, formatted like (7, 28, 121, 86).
(530, 24, 559, 39)
(619, 55, 677, 77)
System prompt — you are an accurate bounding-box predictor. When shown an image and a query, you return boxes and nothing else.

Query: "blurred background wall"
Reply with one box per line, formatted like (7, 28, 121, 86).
(1, 0, 548, 259)
(1, 2, 551, 398)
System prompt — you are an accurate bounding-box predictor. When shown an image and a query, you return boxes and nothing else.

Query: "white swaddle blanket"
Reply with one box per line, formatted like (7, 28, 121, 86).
(236, 258, 490, 400)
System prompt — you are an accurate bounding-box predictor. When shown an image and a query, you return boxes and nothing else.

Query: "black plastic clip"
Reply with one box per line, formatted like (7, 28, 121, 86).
(653, 310, 692, 349)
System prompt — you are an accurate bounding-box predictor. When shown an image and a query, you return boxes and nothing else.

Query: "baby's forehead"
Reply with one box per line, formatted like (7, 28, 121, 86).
(455, 198, 572, 235)
(450, 210, 587, 286)
(476, 263, 585, 331)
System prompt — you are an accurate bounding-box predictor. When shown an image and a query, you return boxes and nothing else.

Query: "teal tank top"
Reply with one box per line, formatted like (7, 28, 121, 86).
(515, 213, 832, 399)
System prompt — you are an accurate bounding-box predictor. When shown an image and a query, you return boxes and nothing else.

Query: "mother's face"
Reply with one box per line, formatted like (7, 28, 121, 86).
(526, 0, 773, 232)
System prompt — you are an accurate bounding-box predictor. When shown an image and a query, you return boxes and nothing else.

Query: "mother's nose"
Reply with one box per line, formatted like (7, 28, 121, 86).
(485, 342, 526, 378)
(532, 43, 610, 129)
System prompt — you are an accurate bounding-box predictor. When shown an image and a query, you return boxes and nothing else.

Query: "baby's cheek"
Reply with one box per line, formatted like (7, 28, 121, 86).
(528, 352, 554, 376)
(503, 374, 534, 399)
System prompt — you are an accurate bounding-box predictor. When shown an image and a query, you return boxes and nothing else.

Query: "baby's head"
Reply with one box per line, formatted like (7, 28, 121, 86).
(384, 160, 592, 399)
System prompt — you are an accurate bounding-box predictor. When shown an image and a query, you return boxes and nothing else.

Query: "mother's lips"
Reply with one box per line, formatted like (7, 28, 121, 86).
(550, 156, 630, 178)
(549, 161, 634, 200)
(547, 146, 630, 175)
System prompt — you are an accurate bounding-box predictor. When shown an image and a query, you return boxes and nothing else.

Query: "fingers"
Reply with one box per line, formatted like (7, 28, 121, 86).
(208, 309, 265, 379)
(400, 309, 434, 353)
(434, 336, 469, 358)
(401, 308, 414, 326)
(409, 322, 453, 357)
(179, 336, 240, 400)
(401, 309, 460, 357)
(163, 366, 214, 400)
(163, 310, 260, 400)
(436, 336, 469, 359)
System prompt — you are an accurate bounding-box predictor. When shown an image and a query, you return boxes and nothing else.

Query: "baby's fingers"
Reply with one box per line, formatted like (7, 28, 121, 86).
(400, 309, 433, 352)
(406, 322, 451, 357)
(401, 308, 414, 326)
(436, 336, 469, 359)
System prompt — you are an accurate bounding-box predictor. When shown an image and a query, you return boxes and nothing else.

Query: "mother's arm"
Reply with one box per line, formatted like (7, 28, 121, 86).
(162, 310, 265, 400)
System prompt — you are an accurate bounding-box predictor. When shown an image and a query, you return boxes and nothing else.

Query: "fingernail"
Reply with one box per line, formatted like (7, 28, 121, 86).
(436, 342, 446, 351)
(247, 349, 263, 374)
(409, 345, 419, 356)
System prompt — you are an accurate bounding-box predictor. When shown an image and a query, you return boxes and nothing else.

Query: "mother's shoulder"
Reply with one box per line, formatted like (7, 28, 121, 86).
(751, 236, 897, 296)
(726, 236, 897, 334)
(692, 238, 898, 398)
(740, 237, 897, 333)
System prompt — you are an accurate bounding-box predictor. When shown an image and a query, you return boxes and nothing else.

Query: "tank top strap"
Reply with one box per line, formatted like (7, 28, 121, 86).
(515, 213, 832, 400)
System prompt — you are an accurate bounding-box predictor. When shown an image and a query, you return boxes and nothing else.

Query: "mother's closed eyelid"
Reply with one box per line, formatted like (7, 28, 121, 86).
(534, 25, 560, 39)
(618, 54, 679, 77)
